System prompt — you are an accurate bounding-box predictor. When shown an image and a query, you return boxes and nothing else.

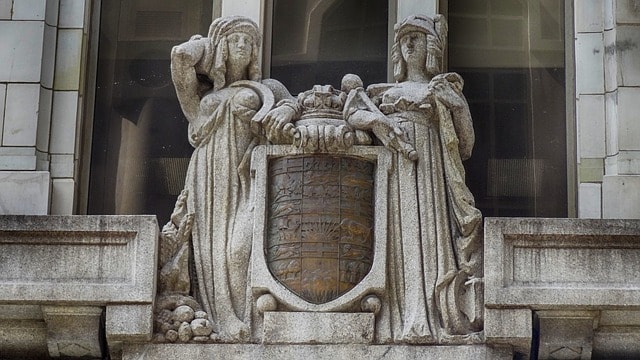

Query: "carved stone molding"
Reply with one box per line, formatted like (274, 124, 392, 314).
(0, 215, 159, 359)
(42, 306, 103, 358)
(485, 218, 640, 358)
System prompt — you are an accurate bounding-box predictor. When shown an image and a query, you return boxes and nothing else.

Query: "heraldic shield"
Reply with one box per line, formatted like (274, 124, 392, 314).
(266, 155, 375, 304)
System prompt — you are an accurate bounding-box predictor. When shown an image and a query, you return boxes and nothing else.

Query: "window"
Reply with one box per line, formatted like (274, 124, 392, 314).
(448, 0, 567, 216)
(270, 0, 389, 94)
(87, 0, 212, 224)
(87, 0, 568, 220)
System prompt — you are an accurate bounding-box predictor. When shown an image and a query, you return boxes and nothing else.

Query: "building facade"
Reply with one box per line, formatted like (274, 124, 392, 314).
(0, 0, 639, 359)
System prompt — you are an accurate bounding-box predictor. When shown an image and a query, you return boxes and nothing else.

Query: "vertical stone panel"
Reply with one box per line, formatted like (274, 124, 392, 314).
(575, 33, 605, 94)
(11, 0, 45, 20)
(578, 94, 606, 158)
(58, 0, 85, 28)
(3, 84, 40, 147)
(575, 0, 604, 32)
(53, 29, 83, 91)
(50, 177, 75, 214)
(0, 21, 44, 82)
(49, 91, 78, 154)
(578, 183, 602, 218)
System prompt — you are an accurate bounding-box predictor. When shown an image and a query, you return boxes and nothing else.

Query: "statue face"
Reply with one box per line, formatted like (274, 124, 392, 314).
(227, 32, 253, 68)
(399, 31, 427, 70)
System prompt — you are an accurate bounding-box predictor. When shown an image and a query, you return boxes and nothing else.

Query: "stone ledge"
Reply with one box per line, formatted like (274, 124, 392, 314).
(485, 217, 640, 309)
(0, 215, 159, 359)
(123, 344, 509, 360)
(484, 218, 640, 359)
(262, 312, 374, 344)
(0, 215, 158, 304)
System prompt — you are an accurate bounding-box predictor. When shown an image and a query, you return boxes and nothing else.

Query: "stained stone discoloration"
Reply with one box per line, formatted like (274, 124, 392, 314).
(158, 13, 483, 346)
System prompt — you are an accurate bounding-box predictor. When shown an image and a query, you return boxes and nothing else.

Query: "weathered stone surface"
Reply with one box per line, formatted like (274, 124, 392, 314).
(0, 318, 48, 359)
(190, 318, 213, 337)
(484, 308, 532, 355)
(0, 215, 158, 304)
(162, 13, 482, 346)
(106, 304, 154, 342)
(262, 312, 374, 344)
(485, 218, 640, 308)
(194, 311, 208, 320)
(485, 218, 640, 358)
(177, 322, 192, 342)
(165, 330, 178, 343)
(251, 145, 390, 313)
(42, 306, 103, 359)
(123, 344, 505, 360)
(158, 15, 295, 343)
(0, 215, 158, 358)
(0, 171, 49, 215)
(173, 306, 195, 323)
(536, 311, 597, 360)
(339, 14, 483, 342)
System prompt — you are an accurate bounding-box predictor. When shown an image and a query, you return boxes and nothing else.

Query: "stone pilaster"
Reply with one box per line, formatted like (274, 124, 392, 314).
(0, 0, 91, 216)
(601, 0, 640, 218)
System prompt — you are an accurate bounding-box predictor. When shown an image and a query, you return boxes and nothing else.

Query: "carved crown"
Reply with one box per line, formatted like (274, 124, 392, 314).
(297, 85, 347, 122)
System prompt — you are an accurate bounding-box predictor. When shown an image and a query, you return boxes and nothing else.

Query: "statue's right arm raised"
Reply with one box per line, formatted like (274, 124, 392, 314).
(170, 36, 209, 123)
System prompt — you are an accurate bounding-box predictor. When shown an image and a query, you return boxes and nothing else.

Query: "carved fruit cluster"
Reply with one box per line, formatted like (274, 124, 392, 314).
(154, 296, 215, 343)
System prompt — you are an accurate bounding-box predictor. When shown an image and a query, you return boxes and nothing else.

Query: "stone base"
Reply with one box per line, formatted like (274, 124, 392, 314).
(123, 344, 510, 360)
(262, 312, 374, 344)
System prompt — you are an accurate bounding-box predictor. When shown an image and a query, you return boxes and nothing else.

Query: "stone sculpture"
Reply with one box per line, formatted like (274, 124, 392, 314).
(157, 14, 483, 345)
(344, 14, 484, 343)
(156, 15, 295, 342)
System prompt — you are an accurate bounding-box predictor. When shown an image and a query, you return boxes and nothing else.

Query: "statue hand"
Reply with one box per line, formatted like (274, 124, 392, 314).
(385, 128, 418, 161)
(263, 106, 297, 143)
(171, 38, 206, 67)
(431, 79, 466, 110)
(348, 109, 418, 161)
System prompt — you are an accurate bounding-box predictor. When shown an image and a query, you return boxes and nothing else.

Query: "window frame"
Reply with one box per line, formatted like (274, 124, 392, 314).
(78, 0, 576, 217)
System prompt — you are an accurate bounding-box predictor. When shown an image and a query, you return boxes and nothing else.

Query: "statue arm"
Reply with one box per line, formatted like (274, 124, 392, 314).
(171, 38, 208, 123)
(449, 93, 474, 160)
(432, 73, 475, 160)
(345, 88, 417, 160)
(260, 79, 300, 143)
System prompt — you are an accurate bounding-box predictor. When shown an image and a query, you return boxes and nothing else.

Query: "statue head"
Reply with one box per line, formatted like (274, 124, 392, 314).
(341, 73, 364, 93)
(392, 14, 447, 82)
(208, 16, 262, 90)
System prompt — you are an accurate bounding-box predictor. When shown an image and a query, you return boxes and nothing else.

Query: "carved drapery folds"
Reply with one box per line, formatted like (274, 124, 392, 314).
(156, 13, 483, 345)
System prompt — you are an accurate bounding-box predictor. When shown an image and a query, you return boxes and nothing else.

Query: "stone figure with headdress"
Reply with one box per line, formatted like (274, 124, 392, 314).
(155, 15, 295, 343)
(343, 14, 484, 343)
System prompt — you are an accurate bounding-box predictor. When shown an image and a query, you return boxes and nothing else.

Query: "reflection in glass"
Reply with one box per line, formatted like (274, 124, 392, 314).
(271, 0, 388, 94)
(449, 0, 566, 217)
(88, 0, 212, 224)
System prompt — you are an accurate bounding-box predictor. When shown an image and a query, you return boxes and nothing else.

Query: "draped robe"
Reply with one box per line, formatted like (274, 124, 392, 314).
(363, 75, 483, 343)
(183, 84, 263, 340)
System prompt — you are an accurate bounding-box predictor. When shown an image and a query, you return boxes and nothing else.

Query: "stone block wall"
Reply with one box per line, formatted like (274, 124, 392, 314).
(0, 0, 89, 215)
(577, 0, 640, 219)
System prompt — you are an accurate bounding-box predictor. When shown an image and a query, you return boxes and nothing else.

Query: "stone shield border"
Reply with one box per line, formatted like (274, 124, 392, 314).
(251, 145, 390, 312)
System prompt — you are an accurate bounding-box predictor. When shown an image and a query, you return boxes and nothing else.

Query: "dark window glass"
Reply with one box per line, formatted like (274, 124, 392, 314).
(88, 0, 212, 224)
(449, 0, 567, 217)
(271, 0, 388, 94)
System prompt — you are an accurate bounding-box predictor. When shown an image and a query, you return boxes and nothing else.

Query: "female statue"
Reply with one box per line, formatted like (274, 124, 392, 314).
(345, 14, 483, 343)
(159, 15, 292, 342)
